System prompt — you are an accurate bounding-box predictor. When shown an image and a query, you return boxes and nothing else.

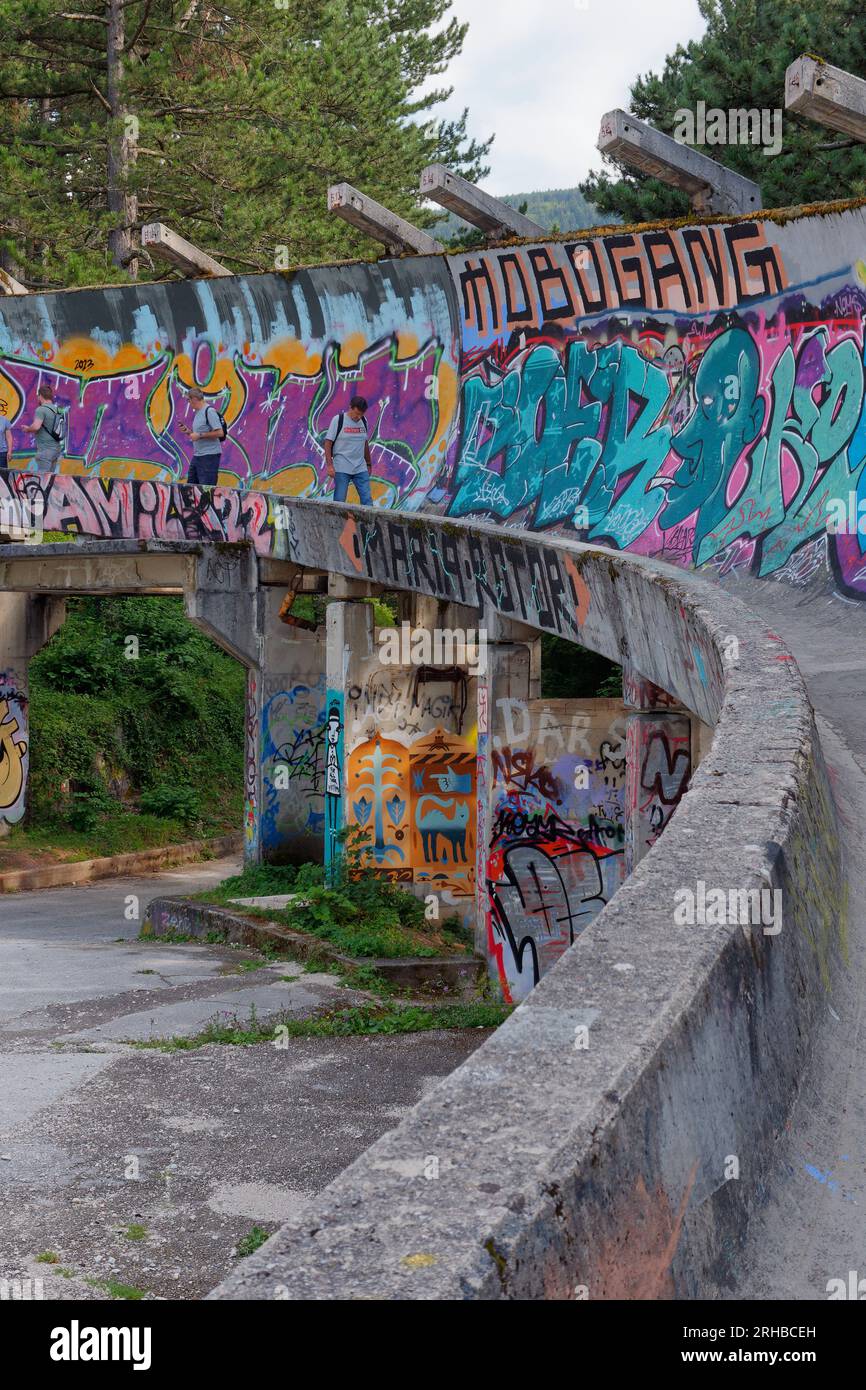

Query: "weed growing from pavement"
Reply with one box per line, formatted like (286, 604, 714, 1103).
(36, 1251, 60, 1263)
(123, 1223, 147, 1241)
(86, 1277, 146, 1300)
(235, 1226, 270, 1258)
(129, 1000, 512, 1051)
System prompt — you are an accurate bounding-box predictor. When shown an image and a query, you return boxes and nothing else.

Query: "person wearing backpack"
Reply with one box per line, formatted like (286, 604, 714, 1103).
(323, 395, 374, 505)
(179, 386, 225, 487)
(19, 383, 65, 472)
(0, 409, 13, 470)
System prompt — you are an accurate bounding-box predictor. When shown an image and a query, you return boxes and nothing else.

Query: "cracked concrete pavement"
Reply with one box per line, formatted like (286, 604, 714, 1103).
(0, 854, 490, 1300)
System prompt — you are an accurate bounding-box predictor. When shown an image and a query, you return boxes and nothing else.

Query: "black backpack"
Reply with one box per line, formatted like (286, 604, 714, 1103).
(206, 405, 228, 441)
(42, 405, 65, 444)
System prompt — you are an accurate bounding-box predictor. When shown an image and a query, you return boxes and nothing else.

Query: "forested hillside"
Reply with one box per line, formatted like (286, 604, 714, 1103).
(432, 185, 612, 243)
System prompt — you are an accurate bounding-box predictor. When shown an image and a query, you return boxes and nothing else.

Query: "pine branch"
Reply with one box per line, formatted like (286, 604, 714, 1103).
(89, 79, 112, 114)
(125, 0, 156, 55)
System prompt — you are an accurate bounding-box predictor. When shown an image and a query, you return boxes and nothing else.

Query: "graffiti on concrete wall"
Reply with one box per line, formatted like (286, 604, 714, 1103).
(344, 650, 477, 897)
(445, 317, 866, 587)
(625, 715, 692, 872)
(0, 336, 452, 505)
(346, 666, 469, 744)
(261, 676, 327, 853)
(486, 698, 627, 1003)
(6, 205, 866, 599)
(0, 258, 459, 506)
(453, 223, 785, 345)
(438, 216, 866, 602)
(0, 674, 28, 826)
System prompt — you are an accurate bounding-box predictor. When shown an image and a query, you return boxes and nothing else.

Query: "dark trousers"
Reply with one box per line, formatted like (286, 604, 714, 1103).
(188, 456, 219, 486)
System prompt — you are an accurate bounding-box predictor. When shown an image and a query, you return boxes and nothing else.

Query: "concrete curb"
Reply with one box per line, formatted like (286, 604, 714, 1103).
(206, 533, 844, 1302)
(0, 833, 242, 895)
(144, 895, 485, 997)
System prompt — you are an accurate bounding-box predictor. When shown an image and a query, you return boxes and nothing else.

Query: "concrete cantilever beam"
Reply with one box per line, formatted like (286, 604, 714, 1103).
(785, 54, 866, 142)
(0, 473, 843, 1299)
(326, 183, 444, 256)
(141, 223, 232, 278)
(0, 267, 28, 296)
(597, 109, 762, 215)
(420, 163, 547, 240)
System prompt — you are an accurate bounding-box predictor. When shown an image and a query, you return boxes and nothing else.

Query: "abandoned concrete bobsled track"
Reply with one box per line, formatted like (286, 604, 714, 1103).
(1, 197, 864, 1298)
(0, 483, 848, 1298)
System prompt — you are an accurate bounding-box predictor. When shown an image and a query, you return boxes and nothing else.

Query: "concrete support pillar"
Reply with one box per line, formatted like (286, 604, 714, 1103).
(185, 549, 263, 863)
(623, 664, 692, 874)
(474, 611, 535, 970)
(257, 590, 328, 865)
(0, 591, 66, 834)
(324, 596, 374, 877)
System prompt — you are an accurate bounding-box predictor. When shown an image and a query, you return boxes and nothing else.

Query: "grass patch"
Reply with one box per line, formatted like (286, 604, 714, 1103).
(122, 1223, 147, 1241)
(36, 1251, 60, 1264)
(235, 1226, 270, 1258)
(197, 850, 475, 961)
(130, 1000, 512, 1051)
(0, 812, 200, 868)
(86, 1277, 146, 1300)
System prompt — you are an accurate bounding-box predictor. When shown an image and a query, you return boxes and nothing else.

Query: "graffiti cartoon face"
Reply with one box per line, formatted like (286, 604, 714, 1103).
(326, 705, 341, 749)
(0, 698, 27, 817)
(656, 328, 765, 552)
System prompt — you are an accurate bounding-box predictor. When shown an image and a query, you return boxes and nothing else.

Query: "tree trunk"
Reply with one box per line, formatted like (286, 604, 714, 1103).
(106, 0, 138, 278)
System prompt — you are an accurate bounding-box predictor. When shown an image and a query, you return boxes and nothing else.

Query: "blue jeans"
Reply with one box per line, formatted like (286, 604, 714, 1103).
(333, 470, 372, 506)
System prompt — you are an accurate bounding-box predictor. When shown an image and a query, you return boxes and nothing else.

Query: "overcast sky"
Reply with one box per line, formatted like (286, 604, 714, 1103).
(425, 0, 706, 194)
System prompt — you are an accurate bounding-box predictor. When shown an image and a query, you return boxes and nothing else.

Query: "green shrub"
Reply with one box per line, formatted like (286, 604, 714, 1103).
(27, 595, 245, 839)
(140, 783, 201, 825)
(68, 786, 114, 832)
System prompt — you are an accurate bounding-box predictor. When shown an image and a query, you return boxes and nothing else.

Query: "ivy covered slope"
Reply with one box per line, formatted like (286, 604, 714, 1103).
(3, 596, 245, 866)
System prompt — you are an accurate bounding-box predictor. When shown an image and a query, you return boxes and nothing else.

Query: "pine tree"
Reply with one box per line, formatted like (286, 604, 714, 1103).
(0, 0, 492, 288)
(580, 0, 866, 224)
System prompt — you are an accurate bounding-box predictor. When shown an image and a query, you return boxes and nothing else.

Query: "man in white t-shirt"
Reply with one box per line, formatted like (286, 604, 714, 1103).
(323, 395, 374, 505)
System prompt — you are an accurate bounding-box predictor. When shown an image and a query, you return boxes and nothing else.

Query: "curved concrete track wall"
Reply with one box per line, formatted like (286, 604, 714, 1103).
(0, 473, 840, 1296)
(209, 499, 841, 1299)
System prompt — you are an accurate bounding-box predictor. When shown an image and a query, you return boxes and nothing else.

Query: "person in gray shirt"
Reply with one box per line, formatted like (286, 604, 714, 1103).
(179, 387, 224, 486)
(19, 383, 64, 472)
(323, 395, 374, 505)
(0, 411, 12, 469)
